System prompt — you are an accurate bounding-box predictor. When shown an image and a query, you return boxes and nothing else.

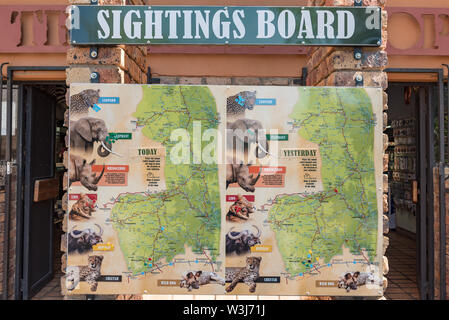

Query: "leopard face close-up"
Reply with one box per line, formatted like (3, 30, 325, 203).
(70, 89, 100, 115)
(226, 91, 257, 116)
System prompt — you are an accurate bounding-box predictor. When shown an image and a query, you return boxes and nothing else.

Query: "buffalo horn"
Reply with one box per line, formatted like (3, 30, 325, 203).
(94, 223, 103, 236)
(227, 227, 243, 240)
(69, 226, 86, 238)
(252, 225, 261, 238)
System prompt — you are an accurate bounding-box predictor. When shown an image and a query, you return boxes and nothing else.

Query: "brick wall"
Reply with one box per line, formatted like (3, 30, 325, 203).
(158, 76, 299, 86)
(0, 170, 17, 300)
(62, 0, 147, 301)
(433, 167, 449, 299)
(306, 0, 390, 300)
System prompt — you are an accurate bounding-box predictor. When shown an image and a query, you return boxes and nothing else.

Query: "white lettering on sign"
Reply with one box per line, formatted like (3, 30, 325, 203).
(111, 10, 122, 39)
(124, 10, 142, 39)
(278, 10, 295, 39)
(256, 10, 275, 39)
(183, 10, 193, 39)
(365, 8, 380, 30)
(165, 10, 181, 39)
(337, 11, 355, 39)
(297, 11, 314, 39)
(212, 9, 231, 39)
(232, 10, 245, 39)
(97, 10, 110, 39)
(316, 10, 335, 39)
(92, 8, 361, 42)
(195, 10, 210, 39)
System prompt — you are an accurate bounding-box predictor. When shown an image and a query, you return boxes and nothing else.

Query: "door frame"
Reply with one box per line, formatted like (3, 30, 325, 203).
(386, 68, 446, 300)
(3, 66, 67, 300)
(22, 85, 58, 299)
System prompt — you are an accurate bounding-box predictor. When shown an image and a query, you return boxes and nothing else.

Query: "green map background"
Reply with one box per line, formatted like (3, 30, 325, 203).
(110, 86, 221, 275)
(268, 87, 379, 277)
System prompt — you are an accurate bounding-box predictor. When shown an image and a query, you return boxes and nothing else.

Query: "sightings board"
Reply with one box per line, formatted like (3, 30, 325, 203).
(67, 84, 384, 296)
(68, 6, 382, 46)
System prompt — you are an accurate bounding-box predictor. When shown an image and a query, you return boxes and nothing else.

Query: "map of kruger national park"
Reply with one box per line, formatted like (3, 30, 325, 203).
(67, 84, 384, 296)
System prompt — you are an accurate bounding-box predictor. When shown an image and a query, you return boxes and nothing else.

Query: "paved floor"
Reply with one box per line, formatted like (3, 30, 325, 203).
(31, 272, 64, 300)
(384, 230, 420, 300)
(32, 222, 64, 300)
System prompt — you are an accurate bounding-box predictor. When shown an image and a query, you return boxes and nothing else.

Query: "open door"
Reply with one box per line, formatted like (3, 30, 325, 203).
(20, 86, 58, 299)
(416, 85, 436, 300)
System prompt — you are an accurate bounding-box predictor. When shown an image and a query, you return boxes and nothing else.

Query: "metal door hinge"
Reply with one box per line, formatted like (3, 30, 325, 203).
(6, 160, 16, 175)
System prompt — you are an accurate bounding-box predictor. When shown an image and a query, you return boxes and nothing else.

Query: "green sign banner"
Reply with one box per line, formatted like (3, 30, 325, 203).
(267, 134, 289, 141)
(68, 5, 382, 46)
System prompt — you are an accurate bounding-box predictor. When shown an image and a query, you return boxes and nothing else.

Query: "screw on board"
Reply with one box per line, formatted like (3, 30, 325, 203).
(90, 47, 98, 59)
(355, 74, 364, 87)
(354, 48, 363, 61)
(90, 72, 99, 83)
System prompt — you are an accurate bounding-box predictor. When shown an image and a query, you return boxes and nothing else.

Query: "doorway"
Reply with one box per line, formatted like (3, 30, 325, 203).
(384, 80, 442, 300)
(14, 83, 67, 300)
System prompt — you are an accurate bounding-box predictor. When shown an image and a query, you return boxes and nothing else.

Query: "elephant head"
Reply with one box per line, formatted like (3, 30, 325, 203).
(72, 117, 112, 157)
(227, 118, 269, 158)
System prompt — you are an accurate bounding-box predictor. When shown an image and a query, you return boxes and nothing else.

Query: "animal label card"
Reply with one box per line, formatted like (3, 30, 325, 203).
(67, 84, 384, 296)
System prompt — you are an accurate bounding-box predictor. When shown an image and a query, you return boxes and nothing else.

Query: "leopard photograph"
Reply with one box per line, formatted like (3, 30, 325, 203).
(226, 91, 257, 118)
(66, 255, 104, 292)
(70, 89, 101, 115)
(225, 256, 262, 293)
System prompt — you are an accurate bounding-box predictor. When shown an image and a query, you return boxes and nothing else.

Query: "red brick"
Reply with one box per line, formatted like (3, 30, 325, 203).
(205, 77, 232, 85)
(67, 47, 122, 66)
(159, 76, 179, 84)
(232, 77, 262, 85)
(179, 77, 204, 85)
(326, 71, 388, 89)
(260, 78, 290, 86)
(96, 67, 124, 83)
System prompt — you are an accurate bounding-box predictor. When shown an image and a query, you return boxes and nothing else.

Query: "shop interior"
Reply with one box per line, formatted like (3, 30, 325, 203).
(384, 83, 437, 300)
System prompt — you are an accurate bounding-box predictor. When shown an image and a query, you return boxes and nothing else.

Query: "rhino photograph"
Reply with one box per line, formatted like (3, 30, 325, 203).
(226, 163, 261, 192)
(69, 154, 105, 191)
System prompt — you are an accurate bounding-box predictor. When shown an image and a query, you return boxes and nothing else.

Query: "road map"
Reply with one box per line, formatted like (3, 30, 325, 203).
(67, 84, 383, 296)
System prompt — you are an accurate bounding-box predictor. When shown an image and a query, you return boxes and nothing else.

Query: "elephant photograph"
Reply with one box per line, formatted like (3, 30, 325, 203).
(227, 118, 269, 159)
(70, 117, 114, 157)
